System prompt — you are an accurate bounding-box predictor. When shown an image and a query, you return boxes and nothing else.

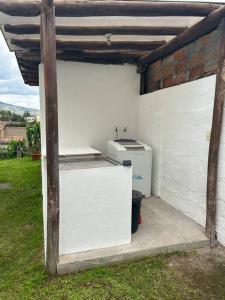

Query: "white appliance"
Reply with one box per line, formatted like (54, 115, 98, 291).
(42, 147, 132, 256)
(107, 140, 152, 197)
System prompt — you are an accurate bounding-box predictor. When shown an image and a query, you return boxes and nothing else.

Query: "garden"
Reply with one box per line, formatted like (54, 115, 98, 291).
(0, 158, 225, 299)
(0, 121, 41, 160)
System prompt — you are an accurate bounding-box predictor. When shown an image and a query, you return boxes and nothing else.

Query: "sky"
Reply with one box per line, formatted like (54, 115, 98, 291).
(0, 32, 39, 109)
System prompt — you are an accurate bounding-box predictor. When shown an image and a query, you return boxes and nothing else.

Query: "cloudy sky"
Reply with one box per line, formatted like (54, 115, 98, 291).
(0, 32, 39, 109)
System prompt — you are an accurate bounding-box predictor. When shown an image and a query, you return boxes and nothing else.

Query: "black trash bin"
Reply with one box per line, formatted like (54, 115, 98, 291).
(132, 190, 143, 234)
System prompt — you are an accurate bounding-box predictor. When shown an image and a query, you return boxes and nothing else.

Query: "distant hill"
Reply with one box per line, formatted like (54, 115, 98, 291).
(0, 101, 39, 116)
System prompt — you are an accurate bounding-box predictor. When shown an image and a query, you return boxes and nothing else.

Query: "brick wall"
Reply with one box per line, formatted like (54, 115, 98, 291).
(145, 28, 221, 93)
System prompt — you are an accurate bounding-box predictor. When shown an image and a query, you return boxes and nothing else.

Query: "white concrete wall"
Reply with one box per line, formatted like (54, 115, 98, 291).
(139, 76, 216, 228)
(59, 163, 132, 255)
(39, 60, 225, 247)
(39, 61, 140, 155)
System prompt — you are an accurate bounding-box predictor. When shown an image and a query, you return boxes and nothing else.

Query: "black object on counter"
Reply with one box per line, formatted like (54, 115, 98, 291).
(123, 160, 132, 166)
(132, 190, 143, 234)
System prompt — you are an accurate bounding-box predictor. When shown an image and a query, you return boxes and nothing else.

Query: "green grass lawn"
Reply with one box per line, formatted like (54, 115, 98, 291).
(0, 158, 225, 300)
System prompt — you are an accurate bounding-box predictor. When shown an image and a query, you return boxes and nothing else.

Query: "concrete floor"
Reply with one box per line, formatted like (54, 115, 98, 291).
(57, 197, 209, 274)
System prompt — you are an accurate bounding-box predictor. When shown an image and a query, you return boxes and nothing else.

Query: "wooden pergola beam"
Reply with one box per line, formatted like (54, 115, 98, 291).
(15, 50, 152, 61)
(26, 82, 38, 86)
(18, 47, 147, 85)
(0, 1, 221, 17)
(21, 68, 37, 74)
(18, 61, 39, 68)
(11, 38, 166, 51)
(5, 24, 187, 36)
(41, 0, 60, 275)
(138, 5, 225, 70)
(206, 18, 225, 245)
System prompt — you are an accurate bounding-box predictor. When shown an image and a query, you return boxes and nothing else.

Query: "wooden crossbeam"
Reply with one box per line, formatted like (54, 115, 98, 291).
(138, 5, 225, 70)
(18, 61, 39, 68)
(11, 39, 166, 51)
(0, 1, 221, 17)
(20, 67, 37, 73)
(18, 48, 147, 85)
(5, 24, 187, 36)
(17, 50, 147, 69)
(56, 51, 143, 64)
(57, 50, 145, 62)
(15, 49, 146, 62)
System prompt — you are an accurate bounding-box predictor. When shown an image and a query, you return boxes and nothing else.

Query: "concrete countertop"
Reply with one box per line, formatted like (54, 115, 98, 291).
(59, 159, 118, 171)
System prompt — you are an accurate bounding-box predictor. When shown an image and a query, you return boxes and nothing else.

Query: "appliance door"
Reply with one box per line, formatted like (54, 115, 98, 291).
(117, 150, 152, 197)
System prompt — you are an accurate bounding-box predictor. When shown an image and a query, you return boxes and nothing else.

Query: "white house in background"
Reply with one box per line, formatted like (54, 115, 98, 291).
(1, 0, 225, 275)
(25, 116, 36, 123)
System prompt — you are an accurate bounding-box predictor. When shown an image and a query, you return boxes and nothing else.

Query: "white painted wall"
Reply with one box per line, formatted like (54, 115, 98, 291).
(139, 76, 216, 227)
(59, 162, 132, 255)
(139, 75, 225, 246)
(39, 60, 225, 248)
(39, 61, 140, 155)
(42, 159, 132, 256)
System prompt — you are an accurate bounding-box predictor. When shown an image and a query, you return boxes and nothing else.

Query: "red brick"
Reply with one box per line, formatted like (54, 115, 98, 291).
(175, 62, 186, 73)
(200, 34, 210, 46)
(204, 63, 217, 74)
(206, 46, 220, 61)
(163, 76, 174, 88)
(153, 60, 162, 69)
(174, 48, 187, 62)
(161, 64, 174, 77)
(190, 52, 205, 68)
(148, 79, 163, 92)
(174, 73, 186, 85)
(189, 65, 204, 81)
(204, 71, 216, 77)
(153, 70, 163, 82)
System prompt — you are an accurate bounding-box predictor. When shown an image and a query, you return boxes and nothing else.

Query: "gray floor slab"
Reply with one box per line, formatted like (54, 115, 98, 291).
(0, 183, 11, 190)
(58, 197, 209, 275)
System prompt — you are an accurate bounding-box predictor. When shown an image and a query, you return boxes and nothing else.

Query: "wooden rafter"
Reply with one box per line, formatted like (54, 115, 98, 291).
(0, 1, 221, 17)
(138, 5, 225, 70)
(16, 50, 146, 62)
(11, 39, 166, 51)
(4, 24, 187, 36)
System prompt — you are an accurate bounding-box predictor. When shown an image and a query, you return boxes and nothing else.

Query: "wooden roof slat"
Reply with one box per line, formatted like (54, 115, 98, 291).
(16, 49, 148, 66)
(0, 1, 221, 17)
(11, 38, 166, 51)
(138, 4, 225, 69)
(1, 1, 223, 86)
(56, 49, 145, 63)
(5, 24, 187, 36)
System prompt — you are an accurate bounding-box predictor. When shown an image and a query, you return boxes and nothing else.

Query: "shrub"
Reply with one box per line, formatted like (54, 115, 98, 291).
(7, 140, 27, 158)
(26, 122, 41, 154)
(0, 147, 9, 160)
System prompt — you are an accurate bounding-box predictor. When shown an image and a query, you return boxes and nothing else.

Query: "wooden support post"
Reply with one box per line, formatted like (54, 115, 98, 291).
(140, 67, 147, 95)
(206, 19, 225, 245)
(41, 0, 59, 274)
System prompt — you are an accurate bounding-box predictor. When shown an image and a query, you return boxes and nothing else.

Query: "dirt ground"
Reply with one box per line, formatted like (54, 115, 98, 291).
(166, 246, 225, 300)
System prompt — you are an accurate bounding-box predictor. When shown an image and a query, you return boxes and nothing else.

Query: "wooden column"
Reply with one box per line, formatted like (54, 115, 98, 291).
(41, 0, 59, 274)
(139, 72, 146, 95)
(206, 19, 225, 245)
(139, 66, 147, 95)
